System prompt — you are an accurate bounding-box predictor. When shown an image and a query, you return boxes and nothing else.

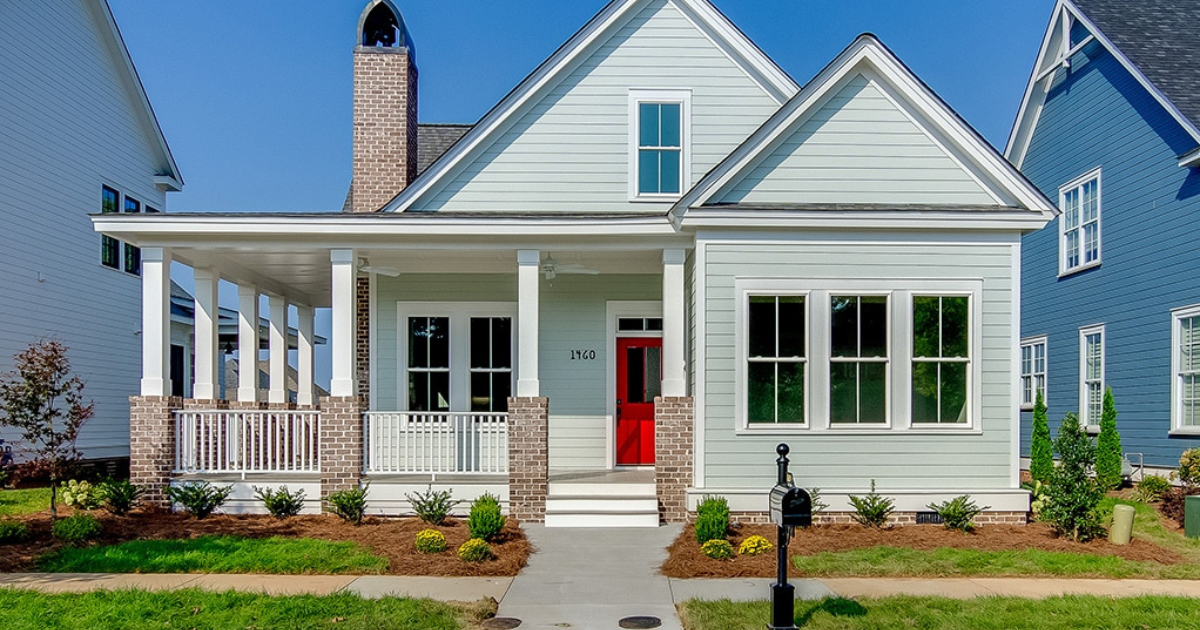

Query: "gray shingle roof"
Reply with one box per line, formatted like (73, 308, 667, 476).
(417, 123, 472, 175)
(1072, 0, 1200, 132)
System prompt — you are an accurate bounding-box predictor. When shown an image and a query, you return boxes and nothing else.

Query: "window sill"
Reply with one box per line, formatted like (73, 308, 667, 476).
(629, 194, 681, 204)
(1169, 428, 1200, 437)
(736, 425, 982, 436)
(1058, 260, 1101, 278)
(1020, 404, 1034, 412)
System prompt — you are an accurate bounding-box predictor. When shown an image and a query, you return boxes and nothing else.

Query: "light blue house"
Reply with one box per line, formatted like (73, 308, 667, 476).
(1008, 0, 1200, 472)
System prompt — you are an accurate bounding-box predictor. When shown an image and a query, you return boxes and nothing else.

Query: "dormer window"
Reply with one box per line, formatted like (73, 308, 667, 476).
(629, 90, 691, 200)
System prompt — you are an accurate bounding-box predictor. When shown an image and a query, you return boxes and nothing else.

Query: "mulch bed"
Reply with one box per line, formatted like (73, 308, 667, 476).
(0, 509, 530, 577)
(661, 522, 1187, 579)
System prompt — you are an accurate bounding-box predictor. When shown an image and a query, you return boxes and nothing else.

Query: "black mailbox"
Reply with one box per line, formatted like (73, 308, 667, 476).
(769, 484, 812, 528)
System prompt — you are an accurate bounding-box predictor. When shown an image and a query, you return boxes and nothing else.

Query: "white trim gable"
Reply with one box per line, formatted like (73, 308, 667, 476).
(1006, 0, 1200, 169)
(673, 35, 1056, 221)
(384, 0, 798, 214)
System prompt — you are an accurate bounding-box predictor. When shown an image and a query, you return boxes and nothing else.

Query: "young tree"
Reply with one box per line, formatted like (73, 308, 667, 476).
(0, 341, 93, 519)
(1095, 387, 1123, 491)
(1029, 389, 1053, 484)
(1043, 412, 1104, 541)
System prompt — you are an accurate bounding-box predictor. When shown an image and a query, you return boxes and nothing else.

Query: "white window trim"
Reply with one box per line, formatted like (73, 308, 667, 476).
(1171, 304, 1200, 435)
(741, 292, 812, 429)
(628, 89, 692, 202)
(1020, 335, 1048, 411)
(1058, 168, 1102, 277)
(1078, 323, 1105, 430)
(909, 292, 975, 427)
(733, 278, 983, 435)
(396, 302, 517, 413)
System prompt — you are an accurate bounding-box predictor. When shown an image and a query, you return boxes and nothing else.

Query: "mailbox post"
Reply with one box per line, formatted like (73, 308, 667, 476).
(768, 444, 810, 630)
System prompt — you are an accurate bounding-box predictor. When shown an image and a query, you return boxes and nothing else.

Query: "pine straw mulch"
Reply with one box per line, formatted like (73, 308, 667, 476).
(661, 521, 1187, 579)
(0, 508, 530, 577)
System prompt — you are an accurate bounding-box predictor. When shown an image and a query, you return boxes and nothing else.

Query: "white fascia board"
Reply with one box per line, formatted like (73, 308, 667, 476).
(1005, 0, 1069, 167)
(386, 0, 798, 214)
(679, 209, 1053, 232)
(154, 175, 183, 192)
(1179, 147, 1200, 169)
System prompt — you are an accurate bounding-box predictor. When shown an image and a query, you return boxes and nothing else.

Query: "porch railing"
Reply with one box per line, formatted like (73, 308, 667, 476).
(175, 410, 321, 475)
(364, 412, 508, 475)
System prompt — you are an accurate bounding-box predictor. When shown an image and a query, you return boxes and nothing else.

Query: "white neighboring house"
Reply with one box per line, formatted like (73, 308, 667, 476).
(0, 0, 182, 464)
(96, 0, 1054, 525)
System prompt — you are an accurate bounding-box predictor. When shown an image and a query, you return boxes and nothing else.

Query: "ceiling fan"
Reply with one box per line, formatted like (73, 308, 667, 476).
(357, 257, 400, 277)
(542, 253, 599, 280)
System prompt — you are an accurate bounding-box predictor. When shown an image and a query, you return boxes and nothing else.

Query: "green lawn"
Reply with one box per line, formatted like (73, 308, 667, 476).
(0, 589, 478, 630)
(791, 497, 1200, 579)
(0, 488, 52, 516)
(682, 596, 1200, 630)
(37, 535, 389, 575)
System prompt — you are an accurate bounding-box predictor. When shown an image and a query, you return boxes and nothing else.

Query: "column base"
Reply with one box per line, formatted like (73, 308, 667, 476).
(655, 396, 694, 524)
(508, 397, 549, 523)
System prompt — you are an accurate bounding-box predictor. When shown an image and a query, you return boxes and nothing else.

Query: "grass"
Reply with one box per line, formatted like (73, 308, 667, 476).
(0, 588, 481, 630)
(0, 487, 52, 516)
(681, 596, 1200, 630)
(790, 497, 1200, 579)
(37, 535, 390, 575)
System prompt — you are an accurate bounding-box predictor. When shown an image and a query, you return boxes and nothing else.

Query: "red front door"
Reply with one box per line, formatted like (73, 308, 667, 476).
(616, 337, 662, 466)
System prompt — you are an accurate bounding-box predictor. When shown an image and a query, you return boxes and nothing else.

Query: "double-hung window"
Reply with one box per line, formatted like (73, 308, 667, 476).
(1020, 337, 1048, 409)
(1060, 170, 1101, 275)
(630, 91, 689, 199)
(100, 186, 121, 268)
(911, 296, 970, 424)
(1079, 324, 1104, 427)
(746, 296, 806, 424)
(830, 296, 889, 425)
(123, 197, 142, 276)
(1172, 306, 1200, 432)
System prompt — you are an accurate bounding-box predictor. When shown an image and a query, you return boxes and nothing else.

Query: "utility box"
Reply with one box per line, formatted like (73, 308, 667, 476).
(769, 485, 812, 528)
(1186, 496, 1200, 539)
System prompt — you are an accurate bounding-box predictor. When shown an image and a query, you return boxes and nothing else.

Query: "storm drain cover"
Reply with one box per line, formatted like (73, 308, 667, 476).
(618, 616, 662, 629)
(481, 618, 522, 630)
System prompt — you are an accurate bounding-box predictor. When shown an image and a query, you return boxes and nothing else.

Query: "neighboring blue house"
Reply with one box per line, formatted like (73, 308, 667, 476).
(1007, 0, 1200, 472)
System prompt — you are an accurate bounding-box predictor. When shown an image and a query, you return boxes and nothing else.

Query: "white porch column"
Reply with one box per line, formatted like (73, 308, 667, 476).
(236, 284, 260, 403)
(192, 268, 220, 400)
(268, 295, 289, 404)
(296, 305, 315, 407)
(140, 247, 172, 396)
(517, 250, 541, 397)
(330, 249, 357, 397)
(662, 249, 687, 397)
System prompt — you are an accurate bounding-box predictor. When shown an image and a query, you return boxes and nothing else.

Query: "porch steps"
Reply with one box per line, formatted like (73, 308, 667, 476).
(544, 481, 659, 528)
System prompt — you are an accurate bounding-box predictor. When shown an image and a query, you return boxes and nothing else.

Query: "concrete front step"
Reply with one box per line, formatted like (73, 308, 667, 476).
(544, 509, 661, 528)
(547, 482, 657, 497)
(544, 482, 660, 528)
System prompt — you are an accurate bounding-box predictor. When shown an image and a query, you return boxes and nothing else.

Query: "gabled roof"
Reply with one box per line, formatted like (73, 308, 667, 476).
(88, 0, 183, 190)
(1006, 0, 1200, 168)
(673, 35, 1056, 223)
(383, 0, 799, 213)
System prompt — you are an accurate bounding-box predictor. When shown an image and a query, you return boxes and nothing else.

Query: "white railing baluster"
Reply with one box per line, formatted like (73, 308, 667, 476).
(361, 412, 508, 475)
(172, 410, 321, 474)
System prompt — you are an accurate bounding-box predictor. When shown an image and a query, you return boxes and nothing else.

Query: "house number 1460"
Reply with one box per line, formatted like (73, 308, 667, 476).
(570, 350, 597, 361)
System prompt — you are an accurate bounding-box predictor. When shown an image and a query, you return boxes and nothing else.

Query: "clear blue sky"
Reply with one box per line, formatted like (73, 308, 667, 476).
(109, 0, 1056, 215)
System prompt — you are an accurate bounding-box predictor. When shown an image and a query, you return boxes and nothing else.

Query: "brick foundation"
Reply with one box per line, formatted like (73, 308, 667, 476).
(319, 396, 365, 499)
(355, 277, 370, 403)
(728, 511, 1029, 526)
(508, 397, 549, 523)
(129, 396, 182, 508)
(655, 396, 694, 523)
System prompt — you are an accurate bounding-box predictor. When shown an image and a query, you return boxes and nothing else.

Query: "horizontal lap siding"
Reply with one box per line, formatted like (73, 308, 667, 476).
(702, 240, 1016, 491)
(0, 0, 168, 458)
(419, 0, 780, 213)
(1019, 42, 1200, 467)
(717, 74, 995, 206)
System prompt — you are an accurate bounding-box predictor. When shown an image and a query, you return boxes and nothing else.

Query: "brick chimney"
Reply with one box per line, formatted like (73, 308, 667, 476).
(351, 0, 418, 213)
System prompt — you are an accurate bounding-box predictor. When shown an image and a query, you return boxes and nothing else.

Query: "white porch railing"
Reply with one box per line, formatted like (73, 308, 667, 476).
(365, 412, 508, 475)
(175, 410, 321, 475)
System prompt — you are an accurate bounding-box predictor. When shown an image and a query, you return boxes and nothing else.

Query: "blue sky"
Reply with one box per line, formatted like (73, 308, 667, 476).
(109, 0, 1056, 215)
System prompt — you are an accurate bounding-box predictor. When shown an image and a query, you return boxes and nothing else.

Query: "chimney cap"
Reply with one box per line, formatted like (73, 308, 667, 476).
(357, 0, 416, 58)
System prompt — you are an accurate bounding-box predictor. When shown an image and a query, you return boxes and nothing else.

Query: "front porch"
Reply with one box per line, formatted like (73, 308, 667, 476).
(123, 236, 696, 525)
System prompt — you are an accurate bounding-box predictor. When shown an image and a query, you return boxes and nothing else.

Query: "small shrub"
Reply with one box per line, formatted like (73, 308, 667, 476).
(701, 539, 734, 560)
(99, 479, 144, 516)
(61, 480, 102, 511)
(166, 481, 232, 519)
(415, 528, 447, 554)
(326, 484, 368, 526)
(928, 495, 989, 533)
(737, 535, 773, 556)
(1042, 413, 1104, 541)
(1029, 389, 1054, 484)
(694, 495, 729, 544)
(254, 485, 306, 519)
(1025, 480, 1051, 521)
(1134, 475, 1172, 503)
(457, 538, 492, 562)
(467, 493, 505, 541)
(1161, 486, 1200, 525)
(1095, 387, 1123, 491)
(406, 485, 457, 526)
(1174, 448, 1200, 489)
(809, 488, 829, 520)
(0, 520, 29, 544)
(52, 513, 101, 544)
(848, 480, 894, 528)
